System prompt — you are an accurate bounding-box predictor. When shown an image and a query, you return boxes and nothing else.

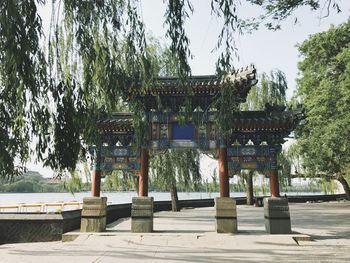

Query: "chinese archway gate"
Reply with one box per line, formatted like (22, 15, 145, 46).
(83, 66, 304, 234)
(91, 66, 303, 198)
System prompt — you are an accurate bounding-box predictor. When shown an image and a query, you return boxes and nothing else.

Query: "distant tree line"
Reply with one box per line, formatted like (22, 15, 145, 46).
(0, 169, 323, 194)
(0, 171, 64, 193)
(100, 170, 322, 194)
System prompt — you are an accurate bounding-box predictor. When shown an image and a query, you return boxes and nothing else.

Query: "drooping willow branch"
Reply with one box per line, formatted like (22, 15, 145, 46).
(0, 0, 344, 177)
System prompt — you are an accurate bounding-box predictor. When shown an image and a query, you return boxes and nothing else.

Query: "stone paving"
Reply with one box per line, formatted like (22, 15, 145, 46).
(0, 201, 349, 262)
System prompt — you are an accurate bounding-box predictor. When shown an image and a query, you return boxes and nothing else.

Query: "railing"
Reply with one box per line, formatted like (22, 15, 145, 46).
(0, 201, 82, 213)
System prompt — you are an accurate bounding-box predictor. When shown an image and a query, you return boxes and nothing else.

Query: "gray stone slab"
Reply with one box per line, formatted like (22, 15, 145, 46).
(0, 210, 81, 244)
(80, 197, 107, 232)
(216, 209, 237, 217)
(131, 197, 154, 233)
(81, 208, 106, 217)
(215, 197, 237, 234)
(216, 218, 238, 233)
(132, 204, 153, 210)
(265, 218, 291, 234)
(214, 197, 236, 209)
(131, 218, 153, 233)
(264, 197, 291, 234)
(82, 197, 107, 205)
(132, 197, 154, 205)
(131, 209, 153, 217)
(80, 217, 106, 232)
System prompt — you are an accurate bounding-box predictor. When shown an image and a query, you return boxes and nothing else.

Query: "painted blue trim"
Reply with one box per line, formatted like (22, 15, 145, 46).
(147, 112, 216, 123)
(227, 145, 281, 157)
(91, 146, 139, 157)
(219, 138, 226, 148)
(227, 160, 277, 171)
(148, 139, 218, 150)
(93, 161, 141, 171)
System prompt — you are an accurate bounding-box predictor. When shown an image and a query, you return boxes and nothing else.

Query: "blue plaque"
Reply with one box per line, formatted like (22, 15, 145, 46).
(172, 123, 195, 140)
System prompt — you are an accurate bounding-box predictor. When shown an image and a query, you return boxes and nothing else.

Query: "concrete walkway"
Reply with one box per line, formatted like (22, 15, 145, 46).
(1, 201, 349, 262)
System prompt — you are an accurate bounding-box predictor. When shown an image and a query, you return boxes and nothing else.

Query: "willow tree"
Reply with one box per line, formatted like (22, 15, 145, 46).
(240, 70, 288, 205)
(147, 41, 203, 212)
(150, 150, 201, 211)
(0, 1, 344, 178)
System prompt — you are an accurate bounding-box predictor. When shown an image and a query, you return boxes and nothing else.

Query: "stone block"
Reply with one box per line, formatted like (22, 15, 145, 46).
(81, 207, 106, 217)
(215, 197, 237, 234)
(132, 204, 153, 210)
(131, 218, 153, 233)
(216, 218, 237, 234)
(82, 197, 107, 205)
(264, 197, 291, 234)
(131, 209, 153, 217)
(80, 197, 107, 232)
(132, 197, 154, 206)
(80, 217, 106, 232)
(131, 197, 154, 233)
(215, 197, 236, 210)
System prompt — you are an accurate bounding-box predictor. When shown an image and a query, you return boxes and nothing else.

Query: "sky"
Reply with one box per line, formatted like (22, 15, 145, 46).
(139, 0, 350, 98)
(28, 0, 350, 178)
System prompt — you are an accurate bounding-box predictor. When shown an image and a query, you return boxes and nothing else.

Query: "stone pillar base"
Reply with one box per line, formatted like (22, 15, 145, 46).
(131, 197, 154, 233)
(80, 197, 107, 232)
(215, 197, 237, 233)
(264, 197, 291, 234)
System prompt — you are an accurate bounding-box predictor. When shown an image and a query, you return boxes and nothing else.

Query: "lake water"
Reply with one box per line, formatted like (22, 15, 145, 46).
(0, 191, 322, 211)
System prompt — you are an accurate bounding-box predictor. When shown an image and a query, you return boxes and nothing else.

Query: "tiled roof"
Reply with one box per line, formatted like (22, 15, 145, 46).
(128, 66, 257, 95)
(96, 108, 304, 134)
(231, 109, 304, 132)
(124, 66, 257, 110)
(96, 113, 134, 133)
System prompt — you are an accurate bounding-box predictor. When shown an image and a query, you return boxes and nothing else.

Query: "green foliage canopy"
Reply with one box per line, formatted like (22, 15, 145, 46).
(240, 70, 291, 188)
(0, 0, 343, 178)
(295, 19, 350, 178)
(241, 70, 287, 111)
(150, 149, 201, 192)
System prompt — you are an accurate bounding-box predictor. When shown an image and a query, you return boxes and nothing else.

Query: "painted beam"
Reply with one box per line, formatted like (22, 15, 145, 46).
(94, 162, 141, 171)
(149, 139, 217, 149)
(91, 146, 139, 157)
(227, 145, 281, 157)
(227, 161, 277, 171)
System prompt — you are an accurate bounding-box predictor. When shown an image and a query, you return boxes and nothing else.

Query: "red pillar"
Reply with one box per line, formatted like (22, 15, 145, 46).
(139, 148, 149, 197)
(269, 169, 280, 198)
(219, 147, 230, 197)
(91, 170, 101, 197)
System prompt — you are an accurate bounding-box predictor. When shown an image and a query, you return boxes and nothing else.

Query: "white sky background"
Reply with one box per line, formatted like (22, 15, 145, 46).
(27, 1, 350, 178)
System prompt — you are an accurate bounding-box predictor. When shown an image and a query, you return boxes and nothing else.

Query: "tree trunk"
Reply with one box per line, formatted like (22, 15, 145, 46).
(287, 174, 292, 187)
(337, 175, 350, 200)
(246, 171, 254, 205)
(171, 184, 180, 212)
